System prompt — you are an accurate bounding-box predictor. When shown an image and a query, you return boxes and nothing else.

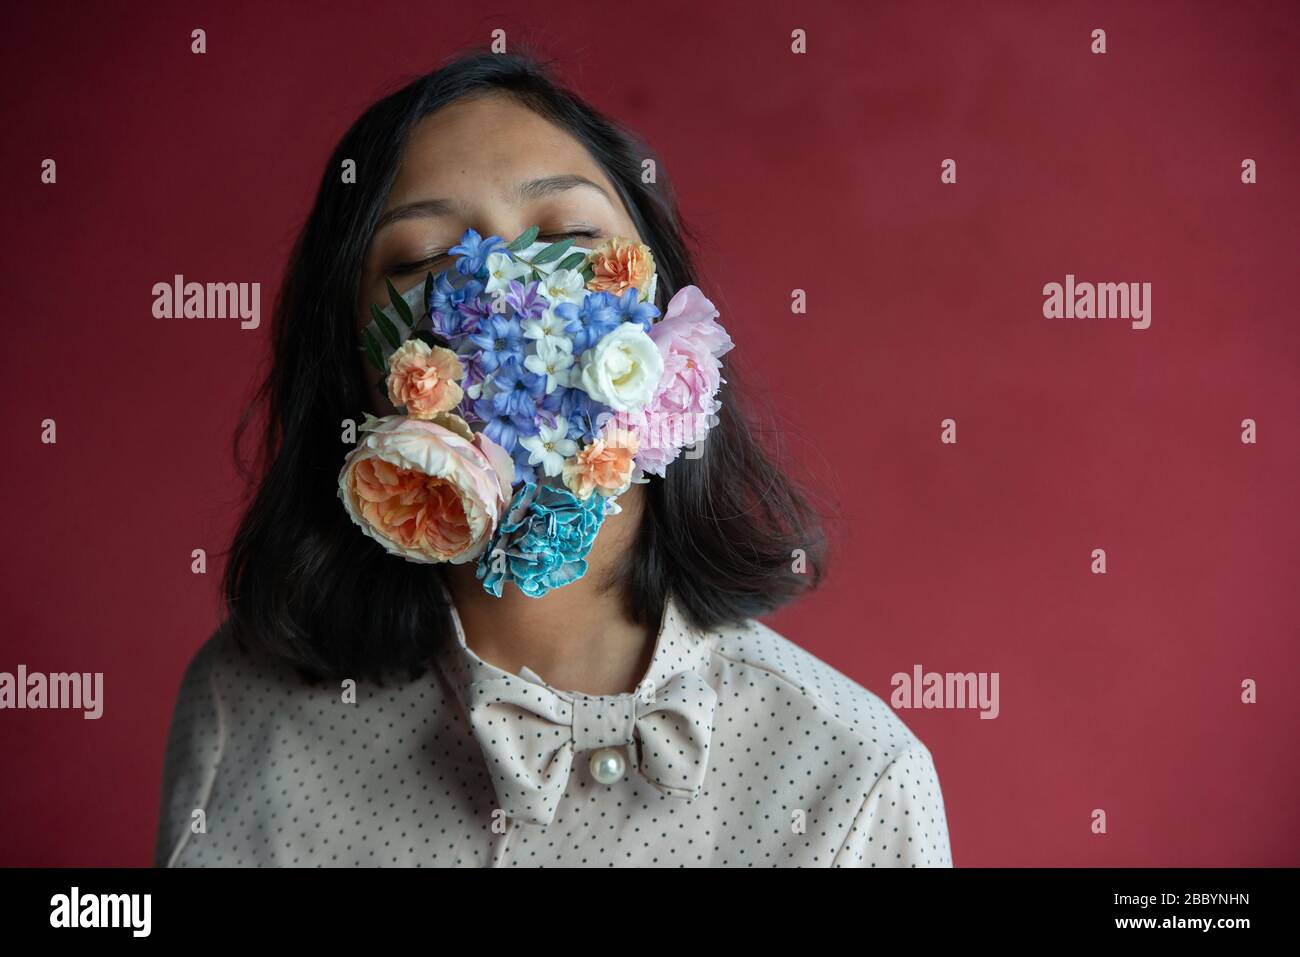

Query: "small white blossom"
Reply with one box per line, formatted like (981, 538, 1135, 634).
(483, 252, 531, 296)
(524, 337, 575, 394)
(519, 416, 577, 477)
(541, 268, 586, 304)
(521, 309, 571, 349)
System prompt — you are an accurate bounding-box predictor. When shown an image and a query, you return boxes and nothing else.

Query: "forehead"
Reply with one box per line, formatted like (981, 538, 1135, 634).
(387, 93, 614, 205)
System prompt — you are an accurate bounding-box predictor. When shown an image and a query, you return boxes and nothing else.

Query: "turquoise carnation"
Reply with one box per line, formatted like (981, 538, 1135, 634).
(476, 482, 607, 598)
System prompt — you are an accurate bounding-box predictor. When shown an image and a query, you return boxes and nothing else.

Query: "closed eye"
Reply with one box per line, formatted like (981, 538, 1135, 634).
(541, 227, 600, 243)
(386, 228, 601, 276)
(387, 251, 453, 276)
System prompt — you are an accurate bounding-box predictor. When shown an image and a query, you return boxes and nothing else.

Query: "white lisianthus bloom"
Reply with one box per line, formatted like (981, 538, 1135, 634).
(483, 252, 532, 296)
(523, 337, 575, 394)
(540, 267, 586, 304)
(578, 322, 664, 412)
(519, 415, 577, 477)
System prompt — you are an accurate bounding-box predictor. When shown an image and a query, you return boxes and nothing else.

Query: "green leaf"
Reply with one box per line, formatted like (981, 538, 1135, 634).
(385, 277, 414, 327)
(506, 225, 539, 251)
(531, 237, 575, 265)
(555, 251, 587, 272)
(580, 264, 596, 282)
(369, 303, 402, 350)
(423, 271, 435, 314)
(361, 329, 386, 373)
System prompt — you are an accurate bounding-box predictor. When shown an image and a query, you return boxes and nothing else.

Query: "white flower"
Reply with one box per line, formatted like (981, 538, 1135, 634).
(483, 252, 532, 296)
(540, 268, 586, 304)
(578, 323, 664, 412)
(519, 416, 577, 477)
(467, 370, 495, 402)
(523, 337, 575, 394)
(521, 309, 571, 349)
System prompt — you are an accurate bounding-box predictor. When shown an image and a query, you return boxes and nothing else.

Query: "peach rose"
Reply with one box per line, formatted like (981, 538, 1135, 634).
(385, 339, 464, 419)
(586, 237, 656, 301)
(338, 413, 512, 563)
(561, 427, 640, 499)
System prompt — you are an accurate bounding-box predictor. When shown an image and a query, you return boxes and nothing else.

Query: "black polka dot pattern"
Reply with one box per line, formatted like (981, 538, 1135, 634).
(154, 597, 952, 867)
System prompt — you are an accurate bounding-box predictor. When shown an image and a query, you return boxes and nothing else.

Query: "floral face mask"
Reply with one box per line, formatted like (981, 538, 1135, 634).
(338, 225, 734, 598)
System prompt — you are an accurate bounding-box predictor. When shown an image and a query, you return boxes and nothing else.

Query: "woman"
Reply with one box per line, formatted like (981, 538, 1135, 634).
(153, 49, 952, 867)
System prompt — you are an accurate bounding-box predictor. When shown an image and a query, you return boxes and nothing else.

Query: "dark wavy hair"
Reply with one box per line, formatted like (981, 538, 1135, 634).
(222, 48, 827, 684)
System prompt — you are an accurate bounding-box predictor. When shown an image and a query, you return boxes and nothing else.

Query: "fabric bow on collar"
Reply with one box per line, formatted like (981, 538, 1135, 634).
(465, 669, 718, 827)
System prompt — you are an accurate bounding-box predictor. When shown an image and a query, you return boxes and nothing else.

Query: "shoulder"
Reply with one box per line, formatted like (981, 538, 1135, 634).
(153, 624, 231, 866)
(159, 621, 240, 749)
(706, 614, 929, 764)
(168, 619, 327, 715)
(153, 621, 307, 866)
(702, 615, 953, 866)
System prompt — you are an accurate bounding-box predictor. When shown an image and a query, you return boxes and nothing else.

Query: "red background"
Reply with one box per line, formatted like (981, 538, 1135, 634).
(2, 0, 1297, 866)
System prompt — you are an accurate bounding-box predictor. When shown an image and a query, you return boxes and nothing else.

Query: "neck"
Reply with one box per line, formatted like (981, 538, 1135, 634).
(439, 559, 656, 697)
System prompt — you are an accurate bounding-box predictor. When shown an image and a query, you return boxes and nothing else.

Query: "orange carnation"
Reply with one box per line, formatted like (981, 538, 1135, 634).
(561, 427, 640, 499)
(385, 339, 464, 419)
(586, 237, 656, 300)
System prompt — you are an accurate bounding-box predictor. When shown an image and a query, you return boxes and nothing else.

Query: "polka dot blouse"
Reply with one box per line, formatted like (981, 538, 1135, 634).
(154, 595, 953, 867)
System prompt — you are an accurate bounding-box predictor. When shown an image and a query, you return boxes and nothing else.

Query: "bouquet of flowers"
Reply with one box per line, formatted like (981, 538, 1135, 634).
(338, 225, 734, 598)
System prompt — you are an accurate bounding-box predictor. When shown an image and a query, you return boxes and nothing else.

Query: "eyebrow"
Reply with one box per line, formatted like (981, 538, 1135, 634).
(512, 174, 610, 204)
(372, 198, 457, 233)
(373, 175, 612, 233)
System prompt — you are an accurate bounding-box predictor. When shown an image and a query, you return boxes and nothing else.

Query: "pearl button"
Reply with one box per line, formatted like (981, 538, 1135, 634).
(589, 747, 626, 785)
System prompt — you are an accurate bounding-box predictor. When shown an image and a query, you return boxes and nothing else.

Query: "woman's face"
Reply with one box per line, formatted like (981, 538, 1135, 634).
(357, 91, 644, 415)
(355, 92, 650, 587)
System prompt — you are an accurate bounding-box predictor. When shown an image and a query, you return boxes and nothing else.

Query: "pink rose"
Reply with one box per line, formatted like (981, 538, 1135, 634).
(617, 286, 734, 475)
(337, 413, 512, 564)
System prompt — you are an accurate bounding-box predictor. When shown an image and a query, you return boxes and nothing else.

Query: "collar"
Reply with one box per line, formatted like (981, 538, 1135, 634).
(433, 584, 717, 826)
